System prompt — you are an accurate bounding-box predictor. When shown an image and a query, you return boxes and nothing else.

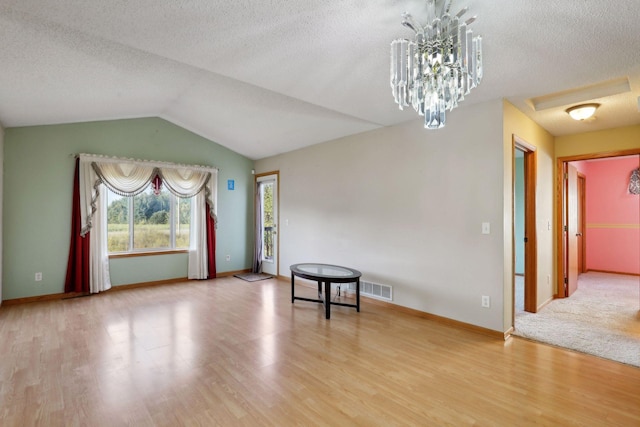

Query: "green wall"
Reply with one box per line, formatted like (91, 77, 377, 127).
(514, 156, 524, 274)
(3, 117, 254, 300)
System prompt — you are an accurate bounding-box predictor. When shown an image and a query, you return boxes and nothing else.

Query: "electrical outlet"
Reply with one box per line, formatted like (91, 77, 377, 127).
(481, 295, 490, 308)
(35, 272, 43, 282)
(225, 255, 231, 262)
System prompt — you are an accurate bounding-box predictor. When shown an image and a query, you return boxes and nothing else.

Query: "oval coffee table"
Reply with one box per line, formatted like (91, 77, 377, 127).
(290, 263, 361, 319)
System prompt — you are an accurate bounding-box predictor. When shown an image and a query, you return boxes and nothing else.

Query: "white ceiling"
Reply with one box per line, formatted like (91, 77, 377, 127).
(1, 0, 639, 160)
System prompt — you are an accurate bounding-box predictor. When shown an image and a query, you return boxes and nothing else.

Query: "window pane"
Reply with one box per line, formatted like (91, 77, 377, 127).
(262, 182, 274, 260)
(106, 189, 130, 252)
(106, 183, 193, 254)
(175, 196, 191, 249)
(133, 186, 170, 250)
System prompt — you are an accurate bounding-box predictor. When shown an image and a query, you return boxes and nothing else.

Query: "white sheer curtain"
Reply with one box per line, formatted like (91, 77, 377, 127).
(79, 159, 111, 292)
(89, 185, 111, 293)
(77, 154, 218, 292)
(188, 191, 208, 279)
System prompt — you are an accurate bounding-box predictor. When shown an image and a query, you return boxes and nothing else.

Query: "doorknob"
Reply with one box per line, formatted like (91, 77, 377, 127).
(576, 232, 582, 237)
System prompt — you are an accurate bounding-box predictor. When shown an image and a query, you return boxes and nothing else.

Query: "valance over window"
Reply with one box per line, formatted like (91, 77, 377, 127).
(66, 154, 218, 295)
(79, 154, 217, 236)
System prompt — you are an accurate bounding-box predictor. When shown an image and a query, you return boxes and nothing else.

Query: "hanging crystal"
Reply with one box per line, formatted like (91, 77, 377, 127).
(390, 0, 483, 129)
(475, 35, 483, 82)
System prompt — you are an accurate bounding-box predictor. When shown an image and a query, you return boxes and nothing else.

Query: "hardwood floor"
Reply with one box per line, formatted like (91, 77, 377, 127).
(1, 276, 639, 426)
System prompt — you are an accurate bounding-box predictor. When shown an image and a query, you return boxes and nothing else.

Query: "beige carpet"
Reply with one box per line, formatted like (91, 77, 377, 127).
(514, 272, 640, 367)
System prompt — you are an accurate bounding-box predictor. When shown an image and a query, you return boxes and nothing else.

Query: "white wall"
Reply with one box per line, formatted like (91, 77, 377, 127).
(256, 100, 507, 331)
(0, 122, 4, 305)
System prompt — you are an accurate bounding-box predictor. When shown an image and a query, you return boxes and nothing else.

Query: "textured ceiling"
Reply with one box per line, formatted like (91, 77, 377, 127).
(1, 0, 639, 160)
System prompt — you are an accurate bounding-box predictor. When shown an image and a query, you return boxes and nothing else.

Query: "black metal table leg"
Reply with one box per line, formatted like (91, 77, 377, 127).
(324, 281, 331, 319)
(289, 264, 361, 320)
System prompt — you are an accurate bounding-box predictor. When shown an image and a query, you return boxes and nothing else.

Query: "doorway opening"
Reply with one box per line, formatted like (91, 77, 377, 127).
(513, 135, 538, 318)
(556, 149, 640, 298)
(513, 148, 639, 360)
(255, 172, 279, 276)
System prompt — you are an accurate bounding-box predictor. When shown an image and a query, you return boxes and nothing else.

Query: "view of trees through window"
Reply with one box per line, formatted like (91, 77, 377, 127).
(107, 185, 191, 253)
(262, 182, 274, 260)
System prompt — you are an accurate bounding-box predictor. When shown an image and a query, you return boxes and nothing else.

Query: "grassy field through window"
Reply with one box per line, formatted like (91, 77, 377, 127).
(107, 224, 190, 252)
(107, 185, 191, 253)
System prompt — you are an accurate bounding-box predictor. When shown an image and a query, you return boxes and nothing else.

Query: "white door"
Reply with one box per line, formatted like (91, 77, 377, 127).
(257, 174, 278, 276)
(565, 163, 579, 297)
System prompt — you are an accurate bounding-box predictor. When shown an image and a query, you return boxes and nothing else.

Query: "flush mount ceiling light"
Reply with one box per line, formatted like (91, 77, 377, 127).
(390, 0, 483, 129)
(566, 103, 600, 121)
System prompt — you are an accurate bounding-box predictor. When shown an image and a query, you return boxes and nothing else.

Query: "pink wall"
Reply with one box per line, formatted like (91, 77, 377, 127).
(584, 156, 640, 275)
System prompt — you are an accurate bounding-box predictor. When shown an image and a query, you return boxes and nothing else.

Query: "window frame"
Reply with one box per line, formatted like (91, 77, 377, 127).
(106, 185, 192, 256)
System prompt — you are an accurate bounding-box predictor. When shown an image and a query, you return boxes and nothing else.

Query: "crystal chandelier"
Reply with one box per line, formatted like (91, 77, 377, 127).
(390, 0, 483, 129)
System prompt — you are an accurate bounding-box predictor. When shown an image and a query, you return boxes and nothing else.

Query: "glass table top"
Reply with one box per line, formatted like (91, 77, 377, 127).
(290, 263, 361, 279)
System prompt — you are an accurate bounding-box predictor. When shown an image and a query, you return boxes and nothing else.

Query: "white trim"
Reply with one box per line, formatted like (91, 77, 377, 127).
(513, 135, 536, 152)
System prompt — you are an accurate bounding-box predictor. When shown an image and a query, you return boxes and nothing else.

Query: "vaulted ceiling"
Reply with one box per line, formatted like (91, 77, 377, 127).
(1, 1, 639, 160)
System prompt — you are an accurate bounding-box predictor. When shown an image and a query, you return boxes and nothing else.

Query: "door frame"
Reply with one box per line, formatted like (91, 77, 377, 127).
(513, 135, 538, 314)
(255, 171, 280, 276)
(555, 148, 640, 297)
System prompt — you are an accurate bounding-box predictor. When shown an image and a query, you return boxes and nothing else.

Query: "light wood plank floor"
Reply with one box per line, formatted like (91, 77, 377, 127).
(1, 276, 639, 426)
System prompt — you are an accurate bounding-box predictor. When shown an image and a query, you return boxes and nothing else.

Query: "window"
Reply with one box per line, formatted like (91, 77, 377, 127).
(106, 185, 191, 253)
(260, 180, 275, 261)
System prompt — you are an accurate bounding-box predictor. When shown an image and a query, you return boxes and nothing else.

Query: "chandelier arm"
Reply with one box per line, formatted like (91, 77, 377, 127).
(402, 13, 423, 35)
(442, 0, 453, 16)
(455, 7, 468, 18)
(425, 0, 436, 23)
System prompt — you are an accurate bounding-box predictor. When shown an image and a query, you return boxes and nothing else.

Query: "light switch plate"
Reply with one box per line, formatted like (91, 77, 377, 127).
(481, 222, 491, 234)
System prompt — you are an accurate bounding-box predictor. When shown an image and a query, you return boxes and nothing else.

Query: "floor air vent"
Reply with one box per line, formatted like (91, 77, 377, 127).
(346, 280, 392, 301)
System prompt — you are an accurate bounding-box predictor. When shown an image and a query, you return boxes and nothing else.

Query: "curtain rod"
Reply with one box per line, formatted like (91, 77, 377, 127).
(73, 153, 219, 173)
